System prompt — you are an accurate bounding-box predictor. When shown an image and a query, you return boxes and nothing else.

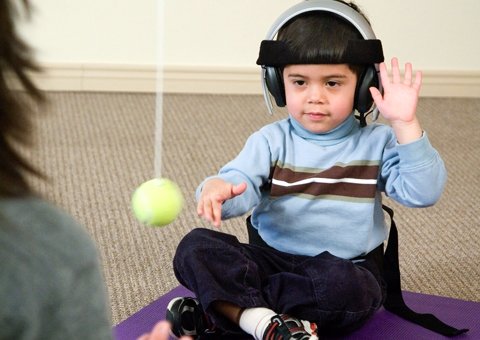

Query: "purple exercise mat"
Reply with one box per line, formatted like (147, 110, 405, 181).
(114, 286, 479, 340)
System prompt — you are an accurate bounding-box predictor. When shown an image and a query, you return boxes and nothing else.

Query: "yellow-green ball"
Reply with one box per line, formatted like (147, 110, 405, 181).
(131, 178, 183, 226)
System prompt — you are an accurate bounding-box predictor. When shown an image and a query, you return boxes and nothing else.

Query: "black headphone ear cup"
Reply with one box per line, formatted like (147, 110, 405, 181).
(354, 65, 379, 114)
(265, 66, 286, 107)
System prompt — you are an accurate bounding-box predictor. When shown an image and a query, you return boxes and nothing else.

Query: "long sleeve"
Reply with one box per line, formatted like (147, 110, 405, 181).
(379, 132, 447, 207)
(196, 130, 273, 219)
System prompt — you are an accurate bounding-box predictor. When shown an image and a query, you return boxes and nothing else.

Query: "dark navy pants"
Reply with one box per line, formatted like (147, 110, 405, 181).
(173, 227, 386, 335)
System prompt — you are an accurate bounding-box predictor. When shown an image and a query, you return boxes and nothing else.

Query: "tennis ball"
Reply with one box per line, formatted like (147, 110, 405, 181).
(131, 178, 183, 226)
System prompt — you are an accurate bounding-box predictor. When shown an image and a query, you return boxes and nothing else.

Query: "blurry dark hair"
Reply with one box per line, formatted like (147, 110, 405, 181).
(277, 0, 369, 77)
(0, 0, 46, 197)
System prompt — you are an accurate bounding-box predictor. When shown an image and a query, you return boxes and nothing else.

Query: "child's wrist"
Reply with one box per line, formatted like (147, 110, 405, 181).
(391, 118, 423, 144)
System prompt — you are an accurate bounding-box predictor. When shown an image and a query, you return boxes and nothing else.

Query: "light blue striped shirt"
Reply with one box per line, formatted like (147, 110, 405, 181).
(197, 114, 446, 259)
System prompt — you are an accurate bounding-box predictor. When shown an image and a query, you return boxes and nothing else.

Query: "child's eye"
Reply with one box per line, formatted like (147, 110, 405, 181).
(326, 81, 339, 87)
(294, 80, 306, 86)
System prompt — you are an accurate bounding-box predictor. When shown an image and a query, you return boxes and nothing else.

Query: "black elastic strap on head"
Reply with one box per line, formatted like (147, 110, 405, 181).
(256, 39, 384, 66)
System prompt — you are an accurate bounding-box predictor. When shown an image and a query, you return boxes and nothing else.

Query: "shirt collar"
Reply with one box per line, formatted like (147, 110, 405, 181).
(289, 113, 359, 146)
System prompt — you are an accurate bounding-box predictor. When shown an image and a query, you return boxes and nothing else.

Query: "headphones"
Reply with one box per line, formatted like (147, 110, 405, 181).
(259, 0, 383, 124)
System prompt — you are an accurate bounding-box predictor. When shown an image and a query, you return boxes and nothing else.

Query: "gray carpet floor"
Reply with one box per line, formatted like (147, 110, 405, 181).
(28, 92, 480, 325)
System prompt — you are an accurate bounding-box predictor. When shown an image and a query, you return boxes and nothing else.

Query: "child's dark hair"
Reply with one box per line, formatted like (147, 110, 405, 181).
(0, 0, 46, 197)
(277, 0, 369, 77)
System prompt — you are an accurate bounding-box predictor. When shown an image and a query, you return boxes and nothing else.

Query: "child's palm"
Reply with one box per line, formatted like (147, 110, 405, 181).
(370, 58, 422, 124)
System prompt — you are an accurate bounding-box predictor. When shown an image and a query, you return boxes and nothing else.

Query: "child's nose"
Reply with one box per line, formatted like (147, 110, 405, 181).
(308, 85, 326, 104)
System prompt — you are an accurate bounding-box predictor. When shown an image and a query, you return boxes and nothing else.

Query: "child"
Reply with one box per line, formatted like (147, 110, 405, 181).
(167, 1, 450, 339)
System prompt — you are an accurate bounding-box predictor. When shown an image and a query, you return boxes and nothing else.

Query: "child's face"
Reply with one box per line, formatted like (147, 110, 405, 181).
(283, 64, 357, 134)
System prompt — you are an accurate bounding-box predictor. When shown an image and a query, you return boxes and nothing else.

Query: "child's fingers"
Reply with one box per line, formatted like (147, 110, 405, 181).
(211, 199, 223, 227)
(369, 86, 383, 105)
(197, 196, 210, 218)
(391, 57, 400, 83)
(413, 70, 422, 91)
(378, 62, 390, 89)
(197, 181, 243, 227)
(200, 199, 214, 222)
(231, 182, 247, 197)
(199, 194, 224, 227)
(403, 62, 412, 85)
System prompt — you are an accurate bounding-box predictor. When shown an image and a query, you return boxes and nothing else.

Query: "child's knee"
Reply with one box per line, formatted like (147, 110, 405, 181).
(304, 255, 383, 312)
(327, 264, 383, 313)
(174, 228, 211, 261)
(174, 228, 240, 266)
(179, 228, 234, 248)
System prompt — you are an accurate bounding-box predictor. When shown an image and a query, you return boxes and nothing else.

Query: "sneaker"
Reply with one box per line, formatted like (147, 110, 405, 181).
(262, 314, 318, 340)
(166, 297, 216, 339)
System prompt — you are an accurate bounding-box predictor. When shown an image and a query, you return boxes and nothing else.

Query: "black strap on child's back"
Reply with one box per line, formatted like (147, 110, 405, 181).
(381, 205, 469, 337)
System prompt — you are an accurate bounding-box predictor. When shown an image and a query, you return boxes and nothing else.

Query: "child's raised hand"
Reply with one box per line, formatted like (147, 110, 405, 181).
(197, 178, 247, 227)
(370, 57, 423, 143)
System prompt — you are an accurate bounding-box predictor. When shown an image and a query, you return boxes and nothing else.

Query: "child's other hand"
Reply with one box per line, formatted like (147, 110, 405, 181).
(197, 178, 247, 227)
(370, 57, 423, 143)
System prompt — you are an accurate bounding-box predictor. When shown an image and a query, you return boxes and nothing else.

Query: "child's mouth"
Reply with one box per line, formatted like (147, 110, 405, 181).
(307, 112, 328, 120)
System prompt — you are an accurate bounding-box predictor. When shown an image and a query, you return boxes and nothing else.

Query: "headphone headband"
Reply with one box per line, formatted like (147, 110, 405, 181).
(264, 0, 377, 41)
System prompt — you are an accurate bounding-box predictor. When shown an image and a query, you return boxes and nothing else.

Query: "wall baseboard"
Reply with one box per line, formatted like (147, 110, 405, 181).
(31, 63, 480, 98)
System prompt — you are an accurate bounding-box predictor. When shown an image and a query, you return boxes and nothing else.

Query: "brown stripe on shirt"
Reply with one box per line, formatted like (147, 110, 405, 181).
(270, 164, 379, 199)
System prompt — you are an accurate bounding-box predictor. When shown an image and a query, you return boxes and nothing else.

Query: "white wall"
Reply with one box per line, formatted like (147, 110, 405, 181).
(23, 0, 156, 64)
(163, 0, 480, 71)
(20, 0, 480, 96)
